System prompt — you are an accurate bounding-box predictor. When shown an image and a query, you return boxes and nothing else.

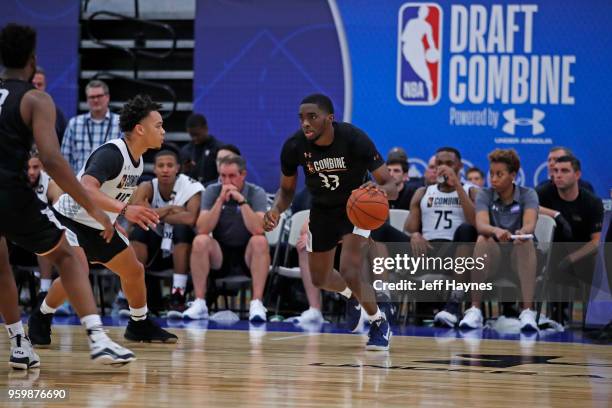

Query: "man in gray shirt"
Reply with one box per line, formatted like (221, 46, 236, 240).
(184, 155, 270, 322)
(460, 149, 540, 332)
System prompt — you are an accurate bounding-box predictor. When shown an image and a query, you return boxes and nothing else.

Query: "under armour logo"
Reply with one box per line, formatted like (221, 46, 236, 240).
(304, 152, 312, 158)
(502, 109, 545, 135)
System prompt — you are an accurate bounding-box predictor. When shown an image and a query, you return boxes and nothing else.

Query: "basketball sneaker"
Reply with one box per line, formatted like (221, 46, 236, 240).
(519, 308, 539, 332)
(183, 298, 209, 320)
(167, 290, 186, 319)
(346, 296, 366, 332)
(366, 316, 391, 351)
(124, 316, 178, 343)
(27, 308, 53, 346)
(458, 306, 483, 330)
(299, 307, 324, 324)
(434, 310, 459, 328)
(249, 299, 267, 322)
(377, 293, 397, 326)
(88, 330, 136, 366)
(9, 335, 40, 370)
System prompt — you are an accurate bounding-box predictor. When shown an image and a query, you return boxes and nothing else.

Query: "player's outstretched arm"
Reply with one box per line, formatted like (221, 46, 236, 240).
(25, 90, 114, 241)
(264, 173, 296, 231)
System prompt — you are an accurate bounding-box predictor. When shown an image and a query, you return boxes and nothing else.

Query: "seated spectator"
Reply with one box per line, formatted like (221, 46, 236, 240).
(27, 150, 63, 305)
(465, 149, 539, 331)
(538, 155, 603, 292)
(403, 147, 478, 327)
(127, 150, 204, 317)
(185, 155, 270, 322)
(386, 157, 423, 210)
(181, 113, 223, 184)
(536, 146, 594, 194)
(466, 166, 485, 188)
(424, 155, 438, 185)
(204, 143, 242, 187)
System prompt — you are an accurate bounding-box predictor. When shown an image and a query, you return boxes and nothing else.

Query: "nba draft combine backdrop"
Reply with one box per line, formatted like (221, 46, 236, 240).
(194, 0, 611, 197)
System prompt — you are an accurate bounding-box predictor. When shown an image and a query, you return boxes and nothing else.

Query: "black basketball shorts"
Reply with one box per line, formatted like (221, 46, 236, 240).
(307, 206, 370, 252)
(53, 209, 129, 264)
(0, 188, 66, 255)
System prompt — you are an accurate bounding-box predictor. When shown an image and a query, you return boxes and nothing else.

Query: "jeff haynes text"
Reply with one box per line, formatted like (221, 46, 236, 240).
(373, 279, 493, 292)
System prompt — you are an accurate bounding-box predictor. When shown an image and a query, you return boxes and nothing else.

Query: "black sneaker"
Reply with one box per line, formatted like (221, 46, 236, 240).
(124, 316, 178, 343)
(166, 290, 186, 319)
(28, 309, 53, 347)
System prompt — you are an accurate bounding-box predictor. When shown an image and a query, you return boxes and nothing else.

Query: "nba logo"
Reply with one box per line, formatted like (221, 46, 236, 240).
(397, 3, 442, 105)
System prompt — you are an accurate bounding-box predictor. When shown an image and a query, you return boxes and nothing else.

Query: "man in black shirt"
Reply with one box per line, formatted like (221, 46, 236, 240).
(264, 94, 397, 351)
(0, 23, 133, 367)
(180, 113, 222, 184)
(536, 146, 595, 194)
(386, 157, 423, 209)
(538, 155, 603, 291)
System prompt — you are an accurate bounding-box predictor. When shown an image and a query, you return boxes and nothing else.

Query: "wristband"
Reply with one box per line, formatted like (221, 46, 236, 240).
(238, 200, 248, 206)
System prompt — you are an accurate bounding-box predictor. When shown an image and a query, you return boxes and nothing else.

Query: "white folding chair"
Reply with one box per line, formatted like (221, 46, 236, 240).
(388, 209, 410, 231)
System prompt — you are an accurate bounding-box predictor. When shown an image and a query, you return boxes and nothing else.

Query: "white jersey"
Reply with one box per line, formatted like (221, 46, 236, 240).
(54, 139, 143, 229)
(34, 170, 51, 204)
(151, 174, 204, 209)
(151, 174, 204, 239)
(420, 184, 471, 240)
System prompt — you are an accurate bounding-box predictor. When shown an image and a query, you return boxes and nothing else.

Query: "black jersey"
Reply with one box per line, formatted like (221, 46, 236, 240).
(280, 122, 384, 209)
(0, 79, 35, 187)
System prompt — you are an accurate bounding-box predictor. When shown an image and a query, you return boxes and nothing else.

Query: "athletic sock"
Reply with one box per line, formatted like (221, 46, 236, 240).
(339, 287, 352, 299)
(368, 307, 383, 323)
(82, 314, 108, 343)
(6, 321, 25, 338)
(129, 305, 148, 321)
(40, 299, 57, 315)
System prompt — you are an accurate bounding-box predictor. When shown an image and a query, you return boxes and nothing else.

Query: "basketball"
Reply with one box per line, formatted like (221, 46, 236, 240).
(346, 187, 389, 230)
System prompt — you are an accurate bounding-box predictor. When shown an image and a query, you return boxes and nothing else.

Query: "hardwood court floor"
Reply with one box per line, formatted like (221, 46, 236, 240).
(1, 325, 611, 407)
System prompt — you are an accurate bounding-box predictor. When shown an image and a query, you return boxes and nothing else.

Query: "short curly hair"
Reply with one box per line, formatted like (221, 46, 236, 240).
(119, 94, 162, 132)
(488, 148, 521, 174)
(0, 24, 36, 69)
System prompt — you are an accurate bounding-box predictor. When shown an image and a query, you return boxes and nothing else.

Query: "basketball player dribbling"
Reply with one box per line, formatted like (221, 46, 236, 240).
(28, 94, 178, 345)
(0, 23, 135, 367)
(263, 94, 398, 351)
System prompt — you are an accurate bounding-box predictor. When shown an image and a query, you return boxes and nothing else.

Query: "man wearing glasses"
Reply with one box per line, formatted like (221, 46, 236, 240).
(61, 80, 122, 173)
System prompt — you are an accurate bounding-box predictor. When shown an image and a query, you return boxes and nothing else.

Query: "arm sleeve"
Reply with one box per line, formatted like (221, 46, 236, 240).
(475, 189, 492, 213)
(83, 144, 124, 184)
(522, 188, 539, 210)
(280, 137, 299, 177)
(249, 186, 268, 212)
(354, 130, 384, 172)
(200, 185, 220, 210)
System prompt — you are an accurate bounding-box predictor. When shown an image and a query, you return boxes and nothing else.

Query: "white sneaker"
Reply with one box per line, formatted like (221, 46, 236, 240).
(88, 332, 135, 366)
(459, 306, 483, 329)
(9, 335, 40, 370)
(182, 299, 209, 320)
(434, 310, 458, 328)
(299, 307, 324, 324)
(249, 299, 267, 322)
(519, 308, 539, 332)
